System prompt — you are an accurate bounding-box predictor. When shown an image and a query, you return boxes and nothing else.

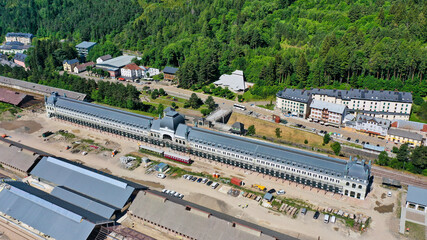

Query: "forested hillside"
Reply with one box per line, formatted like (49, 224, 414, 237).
(0, 0, 426, 101)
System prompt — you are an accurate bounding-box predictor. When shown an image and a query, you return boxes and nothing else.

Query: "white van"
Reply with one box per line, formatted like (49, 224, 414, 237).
(324, 214, 330, 223)
(211, 182, 219, 189)
(330, 216, 336, 223)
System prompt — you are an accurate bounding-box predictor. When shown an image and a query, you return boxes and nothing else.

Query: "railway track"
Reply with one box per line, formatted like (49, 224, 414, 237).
(371, 166, 427, 188)
(0, 217, 43, 240)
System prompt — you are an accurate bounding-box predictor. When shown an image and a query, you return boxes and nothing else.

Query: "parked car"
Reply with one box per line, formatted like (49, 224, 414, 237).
(301, 208, 307, 215)
(186, 175, 192, 180)
(202, 178, 208, 184)
(174, 192, 180, 198)
(355, 139, 359, 143)
(277, 190, 286, 195)
(197, 178, 203, 183)
(387, 191, 392, 197)
(182, 174, 188, 179)
(169, 191, 176, 196)
(211, 182, 219, 189)
(191, 177, 197, 182)
(361, 141, 366, 145)
(206, 181, 213, 186)
(162, 189, 167, 193)
(347, 137, 351, 141)
(267, 189, 276, 194)
(330, 216, 336, 223)
(324, 214, 330, 223)
(313, 211, 320, 219)
(157, 173, 166, 179)
(178, 193, 184, 199)
(366, 142, 370, 145)
(165, 190, 171, 195)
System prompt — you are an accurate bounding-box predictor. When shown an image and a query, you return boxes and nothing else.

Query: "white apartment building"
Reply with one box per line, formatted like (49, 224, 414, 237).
(310, 89, 412, 120)
(354, 115, 390, 136)
(276, 88, 311, 118)
(309, 100, 347, 127)
(121, 63, 143, 80)
(5, 33, 33, 45)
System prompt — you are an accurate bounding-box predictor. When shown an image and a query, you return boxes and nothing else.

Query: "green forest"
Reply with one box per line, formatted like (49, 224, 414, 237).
(0, 0, 426, 106)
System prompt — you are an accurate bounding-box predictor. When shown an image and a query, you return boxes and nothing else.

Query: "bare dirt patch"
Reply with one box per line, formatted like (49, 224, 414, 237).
(0, 120, 42, 134)
(185, 193, 233, 213)
(334, 227, 339, 231)
(374, 202, 394, 213)
(124, 177, 164, 189)
(381, 193, 386, 199)
(72, 129, 80, 134)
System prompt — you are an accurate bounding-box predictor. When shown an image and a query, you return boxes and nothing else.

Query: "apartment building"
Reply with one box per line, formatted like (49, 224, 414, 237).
(310, 89, 412, 120)
(276, 88, 311, 118)
(5, 32, 33, 45)
(309, 100, 347, 127)
(354, 115, 390, 137)
(46, 93, 372, 200)
(387, 128, 424, 147)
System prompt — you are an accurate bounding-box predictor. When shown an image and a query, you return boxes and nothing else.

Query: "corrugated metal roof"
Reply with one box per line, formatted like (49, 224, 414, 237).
(96, 55, 135, 69)
(0, 182, 109, 240)
(407, 185, 427, 206)
(310, 100, 346, 114)
(130, 191, 290, 240)
(30, 156, 138, 209)
(51, 186, 119, 219)
(0, 88, 28, 106)
(76, 41, 97, 49)
(387, 128, 423, 141)
(162, 66, 178, 74)
(47, 94, 153, 129)
(0, 140, 40, 172)
(188, 127, 348, 176)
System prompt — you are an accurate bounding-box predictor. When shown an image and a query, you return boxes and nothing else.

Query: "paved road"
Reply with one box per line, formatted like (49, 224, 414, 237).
(371, 166, 427, 188)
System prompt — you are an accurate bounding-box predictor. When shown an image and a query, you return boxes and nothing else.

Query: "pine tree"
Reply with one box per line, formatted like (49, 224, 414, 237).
(296, 53, 309, 87)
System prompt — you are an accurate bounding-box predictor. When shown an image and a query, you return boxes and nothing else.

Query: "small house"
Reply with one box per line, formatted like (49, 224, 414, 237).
(155, 163, 169, 173)
(63, 59, 79, 72)
(263, 193, 273, 202)
(96, 55, 112, 64)
(231, 122, 244, 135)
(163, 66, 179, 81)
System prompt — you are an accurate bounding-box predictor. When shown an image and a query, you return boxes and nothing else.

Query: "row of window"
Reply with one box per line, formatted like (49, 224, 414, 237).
(194, 143, 342, 184)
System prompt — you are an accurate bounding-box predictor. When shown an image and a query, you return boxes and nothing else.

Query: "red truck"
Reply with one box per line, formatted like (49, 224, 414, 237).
(231, 177, 242, 186)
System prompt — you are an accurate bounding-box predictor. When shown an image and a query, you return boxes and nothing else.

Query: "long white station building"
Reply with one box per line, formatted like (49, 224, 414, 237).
(46, 93, 372, 200)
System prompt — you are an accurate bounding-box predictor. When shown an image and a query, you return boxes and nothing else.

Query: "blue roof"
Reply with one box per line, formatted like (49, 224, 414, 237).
(30, 156, 139, 208)
(263, 193, 273, 201)
(407, 185, 427, 206)
(363, 144, 385, 152)
(76, 41, 97, 49)
(14, 53, 27, 62)
(62, 59, 79, 65)
(6, 32, 33, 38)
(0, 182, 109, 240)
(47, 93, 153, 129)
(50, 186, 119, 219)
(157, 162, 168, 168)
(163, 66, 179, 74)
(188, 127, 349, 177)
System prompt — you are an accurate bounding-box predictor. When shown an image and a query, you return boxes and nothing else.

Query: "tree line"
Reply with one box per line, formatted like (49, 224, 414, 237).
(378, 145, 426, 176)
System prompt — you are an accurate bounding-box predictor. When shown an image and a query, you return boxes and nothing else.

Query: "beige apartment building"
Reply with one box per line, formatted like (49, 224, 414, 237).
(276, 88, 311, 118)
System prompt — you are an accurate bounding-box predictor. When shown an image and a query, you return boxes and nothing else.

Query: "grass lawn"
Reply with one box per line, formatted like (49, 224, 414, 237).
(405, 221, 426, 240)
(257, 104, 275, 110)
(242, 91, 275, 102)
(0, 102, 21, 115)
(228, 112, 328, 150)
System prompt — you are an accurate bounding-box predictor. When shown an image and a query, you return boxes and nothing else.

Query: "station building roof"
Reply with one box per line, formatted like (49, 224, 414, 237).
(46, 93, 153, 129)
(0, 182, 110, 240)
(30, 156, 144, 209)
(187, 127, 350, 177)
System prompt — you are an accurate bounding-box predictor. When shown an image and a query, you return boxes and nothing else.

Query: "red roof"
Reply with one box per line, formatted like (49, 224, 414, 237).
(422, 124, 427, 132)
(0, 88, 28, 105)
(391, 121, 398, 128)
(123, 63, 141, 70)
(75, 61, 95, 71)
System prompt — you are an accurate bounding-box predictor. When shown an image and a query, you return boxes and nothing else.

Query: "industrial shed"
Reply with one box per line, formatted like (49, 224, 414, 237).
(30, 156, 145, 210)
(0, 182, 112, 240)
(0, 88, 31, 106)
(129, 191, 297, 240)
(0, 138, 42, 175)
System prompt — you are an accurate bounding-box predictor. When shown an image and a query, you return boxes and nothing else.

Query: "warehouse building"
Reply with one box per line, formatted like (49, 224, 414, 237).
(0, 138, 43, 175)
(0, 88, 31, 106)
(0, 181, 112, 240)
(129, 191, 295, 240)
(30, 156, 146, 218)
(45, 93, 372, 200)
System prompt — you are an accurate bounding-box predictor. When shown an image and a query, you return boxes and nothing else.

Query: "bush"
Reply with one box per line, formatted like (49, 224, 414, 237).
(331, 142, 341, 155)
(323, 134, 331, 144)
(304, 139, 308, 144)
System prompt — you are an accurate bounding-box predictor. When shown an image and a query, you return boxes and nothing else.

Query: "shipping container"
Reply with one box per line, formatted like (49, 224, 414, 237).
(231, 177, 242, 186)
